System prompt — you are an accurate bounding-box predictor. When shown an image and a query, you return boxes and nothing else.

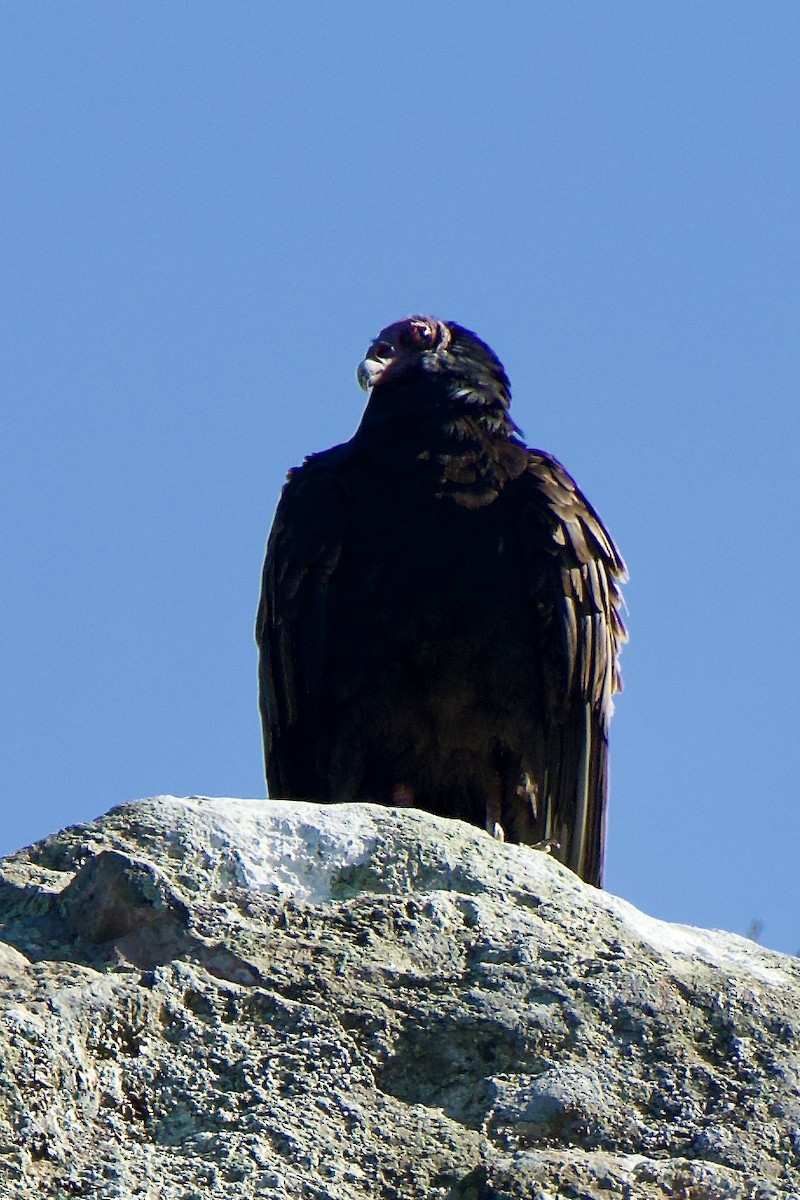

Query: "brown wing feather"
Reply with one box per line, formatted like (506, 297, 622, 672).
(256, 453, 347, 798)
(520, 452, 627, 886)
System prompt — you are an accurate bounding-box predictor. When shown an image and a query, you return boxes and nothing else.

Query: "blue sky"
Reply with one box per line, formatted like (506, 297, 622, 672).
(3, 4, 799, 952)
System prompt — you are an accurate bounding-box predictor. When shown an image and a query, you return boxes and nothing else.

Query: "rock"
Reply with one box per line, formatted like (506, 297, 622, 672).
(0, 795, 798, 1198)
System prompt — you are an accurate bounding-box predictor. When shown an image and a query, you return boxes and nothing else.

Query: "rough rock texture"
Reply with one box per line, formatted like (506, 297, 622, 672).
(0, 797, 798, 1199)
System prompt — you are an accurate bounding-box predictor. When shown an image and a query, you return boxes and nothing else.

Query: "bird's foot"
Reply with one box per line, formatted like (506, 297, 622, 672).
(531, 839, 561, 856)
(484, 791, 506, 841)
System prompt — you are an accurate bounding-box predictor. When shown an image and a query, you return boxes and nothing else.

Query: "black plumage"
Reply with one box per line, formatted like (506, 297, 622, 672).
(256, 316, 626, 885)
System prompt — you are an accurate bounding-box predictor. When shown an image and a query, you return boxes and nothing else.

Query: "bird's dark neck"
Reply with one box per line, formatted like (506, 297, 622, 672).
(352, 374, 528, 506)
(354, 373, 521, 448)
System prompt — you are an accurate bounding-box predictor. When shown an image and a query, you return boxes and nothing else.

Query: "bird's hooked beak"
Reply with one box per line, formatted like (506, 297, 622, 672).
(356, 340, 395, 391)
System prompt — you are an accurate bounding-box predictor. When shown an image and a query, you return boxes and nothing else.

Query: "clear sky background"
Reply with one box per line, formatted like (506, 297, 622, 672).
(3, 4, 799, 953)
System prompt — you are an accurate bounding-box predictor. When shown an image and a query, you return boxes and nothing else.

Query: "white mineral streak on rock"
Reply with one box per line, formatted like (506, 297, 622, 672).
(600, 890, 791, 985)
(169, 796, 381, 901)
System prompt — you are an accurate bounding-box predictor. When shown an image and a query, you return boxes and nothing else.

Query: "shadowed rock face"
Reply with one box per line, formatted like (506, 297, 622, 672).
(0, 797, 798, 1199)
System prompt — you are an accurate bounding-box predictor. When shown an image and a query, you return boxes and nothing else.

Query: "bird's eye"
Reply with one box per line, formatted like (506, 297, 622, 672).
(403, 321, 435, 349)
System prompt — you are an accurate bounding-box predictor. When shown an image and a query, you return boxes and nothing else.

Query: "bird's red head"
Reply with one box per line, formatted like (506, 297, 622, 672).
(357, 314, 513, 415)
(356, 316, 453, 391)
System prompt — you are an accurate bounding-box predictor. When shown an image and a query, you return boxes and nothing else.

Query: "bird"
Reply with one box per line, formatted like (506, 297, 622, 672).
(256, 316, 627, 886)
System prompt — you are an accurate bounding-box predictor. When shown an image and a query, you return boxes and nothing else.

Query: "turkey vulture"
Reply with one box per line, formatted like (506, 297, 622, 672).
(257, 316, 626, 886)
